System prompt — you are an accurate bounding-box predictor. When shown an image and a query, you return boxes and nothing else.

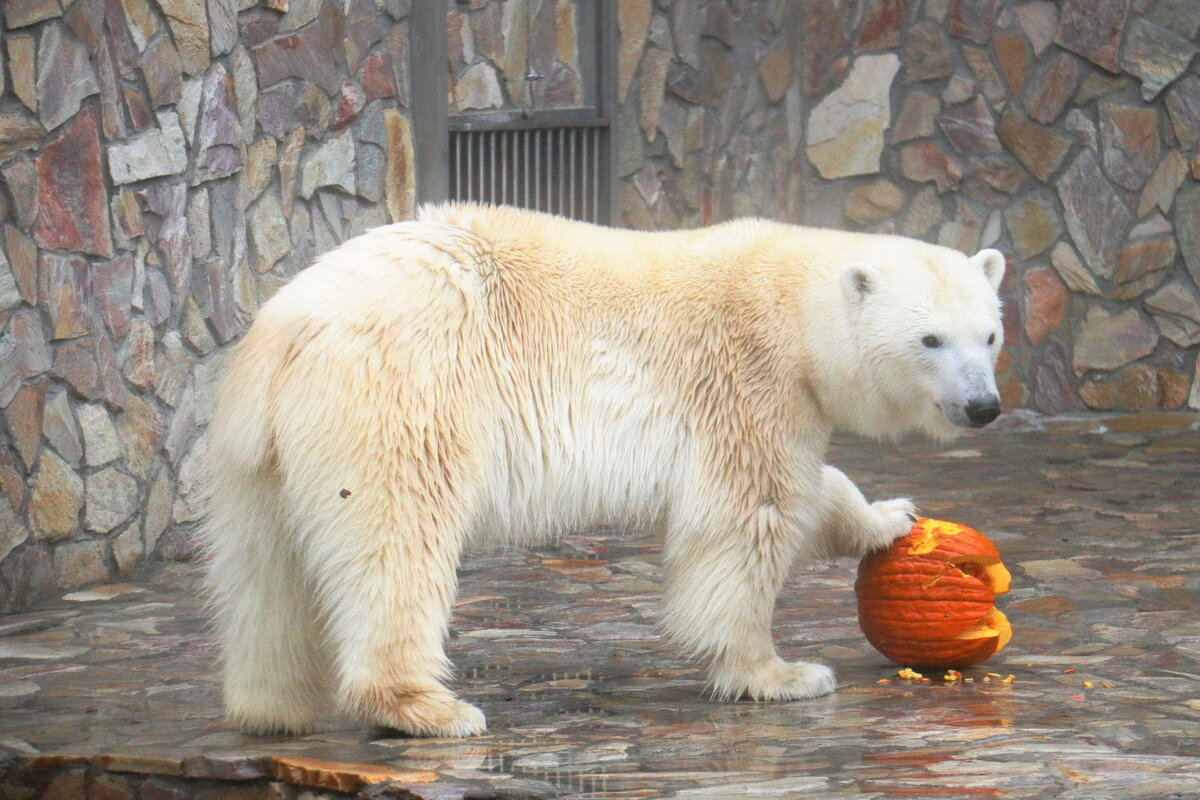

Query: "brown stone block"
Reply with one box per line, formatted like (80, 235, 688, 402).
(994, 347, 1025, 409)
(383, 109, 414, 223)
(8, 33, 37, 112)
(903, 186, 943, 238)
(1031, 336, 1078, 412)
(3, 224, 38, 305)
(890, 90, 939, 143)
(0, 109, 45, 163)
(1057, 149, 1133, 280)
(1080, 363, 1189, 409)
(1121, 17, 1198, 101)
(949, 0, 1000, 44)
(1004, 191, 1061, 260)
(141, 34, 183, 109)
(1024, 52, 1082, 125)
(4, 0, 64, 29)
(38, 252, 90, 341)
(122, 85, 155, 132)
(1021, 266, 1067, 345)
(360, 51, 396, 101)
(250, 0, 346, 95)
(1137, 150, 1188, 217)
(156, 0, 210, 75)
(268, 755, 437, 794)
(194, 64, 246, 184)
(89, 771, 135, 800)
(904, 20, 953, 83)
(900, 141, 962, 192)
(0, 449, 26, 509)
(1073, 306, 1157, 374)
(1146, 279, 1200, 347)
(971, 157, 1026, 197)
(1, 157, 39, 230)
(0, 308, 51, 407)
(997, 109, 1070, 182)
(802, 0, 851, 94)
(1166, 75, 1200, 150)
(93, 752, 184, 776)
(30, 447, 83, 539)
(639, 47, 672, 136)
(993, 32, 1030, 96)
(29, 766, 87, 800)
(939, 95, 1002, 156)
(856, 0, 904, 52)
(1100, 102, 1160, 191)
(32, 107, 112, 258)
(1113, 238, 1175, 300)
(758, 42, 792, 103)
(844, 180, 906, 226)
(1054, 0, 1131, 73)
(180, 753, 269, 781)
(52, 337, 101, 400)
(5, 378, 46, 470)
(963, 45, 1006, 107)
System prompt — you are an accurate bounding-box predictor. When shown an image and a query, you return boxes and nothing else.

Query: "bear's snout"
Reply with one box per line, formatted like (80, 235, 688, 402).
(965, 396, 1001, 428)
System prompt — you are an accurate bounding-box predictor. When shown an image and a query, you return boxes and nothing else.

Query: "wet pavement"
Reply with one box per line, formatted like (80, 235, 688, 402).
(2, 411, 1200, 800)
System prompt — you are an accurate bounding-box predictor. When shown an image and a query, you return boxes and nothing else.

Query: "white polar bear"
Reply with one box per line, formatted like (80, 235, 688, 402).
(201, 204, 1005, 738)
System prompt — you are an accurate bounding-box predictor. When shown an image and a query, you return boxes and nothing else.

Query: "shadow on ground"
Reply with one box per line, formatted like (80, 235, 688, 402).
(3, 411, 1199, 799)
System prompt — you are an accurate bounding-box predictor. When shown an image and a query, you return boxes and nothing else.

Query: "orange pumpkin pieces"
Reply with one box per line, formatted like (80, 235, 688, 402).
(856, 518, 1012, 668)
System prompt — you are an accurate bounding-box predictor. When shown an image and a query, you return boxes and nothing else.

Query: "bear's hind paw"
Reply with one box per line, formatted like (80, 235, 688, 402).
(349, 688, 487, 738)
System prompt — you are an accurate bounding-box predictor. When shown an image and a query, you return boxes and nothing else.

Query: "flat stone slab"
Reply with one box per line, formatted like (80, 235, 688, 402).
(2, 412, 1200, 799)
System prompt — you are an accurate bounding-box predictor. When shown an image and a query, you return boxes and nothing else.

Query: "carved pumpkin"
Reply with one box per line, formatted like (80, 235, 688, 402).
(856, 518, 1012, 668)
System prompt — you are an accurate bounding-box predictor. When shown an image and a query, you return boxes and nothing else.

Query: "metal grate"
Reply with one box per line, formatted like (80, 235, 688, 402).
(448, 126, 609, 223)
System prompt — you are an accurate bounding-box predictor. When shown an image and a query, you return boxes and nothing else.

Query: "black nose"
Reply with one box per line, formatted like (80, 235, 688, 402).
(965, 396, 1001, 428)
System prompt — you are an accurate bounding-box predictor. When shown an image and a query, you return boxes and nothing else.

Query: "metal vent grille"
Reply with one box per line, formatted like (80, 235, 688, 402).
(448, 126, 609, 223)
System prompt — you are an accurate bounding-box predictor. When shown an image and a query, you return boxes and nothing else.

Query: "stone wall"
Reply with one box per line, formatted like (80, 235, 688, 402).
(0, 0, 417, 611)
(612, 0, 807, 228)
(793, 0, 1200, 414)
(615, 0, 1200, 414)
(448, 0, 587, 114)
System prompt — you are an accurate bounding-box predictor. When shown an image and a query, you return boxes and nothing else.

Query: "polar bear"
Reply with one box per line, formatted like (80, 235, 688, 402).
(202, 204, 1005, 738)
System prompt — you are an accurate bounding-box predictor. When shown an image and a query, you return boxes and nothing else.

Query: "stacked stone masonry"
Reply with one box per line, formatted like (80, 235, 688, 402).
(0, 0, 417, 612)
(2, 0, 1200, 609)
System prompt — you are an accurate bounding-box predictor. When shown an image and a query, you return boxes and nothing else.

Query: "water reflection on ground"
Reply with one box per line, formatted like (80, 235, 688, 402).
(2, 411, 1199, 798)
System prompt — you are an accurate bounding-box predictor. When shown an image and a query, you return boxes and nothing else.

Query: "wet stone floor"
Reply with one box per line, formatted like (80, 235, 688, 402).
(2, 411, 1200, 800)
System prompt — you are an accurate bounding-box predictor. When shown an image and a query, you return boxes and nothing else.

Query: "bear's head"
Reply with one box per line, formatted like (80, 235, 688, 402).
(828, 242, 1006, 441)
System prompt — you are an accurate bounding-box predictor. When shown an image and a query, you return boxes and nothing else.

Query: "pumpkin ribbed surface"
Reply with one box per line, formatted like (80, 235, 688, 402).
(856, 518, 1012, 668)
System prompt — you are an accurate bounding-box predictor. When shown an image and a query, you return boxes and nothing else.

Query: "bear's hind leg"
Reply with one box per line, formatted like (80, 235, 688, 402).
(204, 475, 333, 734)
(296, 488, 485, 738)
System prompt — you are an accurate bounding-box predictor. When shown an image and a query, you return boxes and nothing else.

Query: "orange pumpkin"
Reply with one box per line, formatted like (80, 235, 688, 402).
(855, 518, 1012, 668)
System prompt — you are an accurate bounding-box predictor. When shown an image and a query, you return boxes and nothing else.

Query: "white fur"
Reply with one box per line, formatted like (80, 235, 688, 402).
(201, 205, 1005, 737)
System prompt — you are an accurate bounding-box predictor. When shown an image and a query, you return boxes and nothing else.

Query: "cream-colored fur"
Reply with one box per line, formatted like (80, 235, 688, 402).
(202, 204, 1005, 737)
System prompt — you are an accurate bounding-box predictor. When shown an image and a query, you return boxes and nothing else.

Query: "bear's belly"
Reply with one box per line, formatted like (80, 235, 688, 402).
(471, 345, 688, 545)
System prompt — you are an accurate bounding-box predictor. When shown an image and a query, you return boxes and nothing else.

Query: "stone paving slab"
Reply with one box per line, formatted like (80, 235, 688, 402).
(2, 412, 1199, 799)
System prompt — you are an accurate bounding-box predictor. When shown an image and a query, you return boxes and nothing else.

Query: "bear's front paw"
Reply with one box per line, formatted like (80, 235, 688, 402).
(866, 497, 918, 552)
(711, 659, 837, 702)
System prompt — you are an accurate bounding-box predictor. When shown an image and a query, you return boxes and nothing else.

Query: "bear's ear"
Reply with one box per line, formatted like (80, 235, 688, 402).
(840, 263, 879, 305)
(970, 248, 1006, 292)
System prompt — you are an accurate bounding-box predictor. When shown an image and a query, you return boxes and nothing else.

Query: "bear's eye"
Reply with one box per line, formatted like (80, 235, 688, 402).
(987, 333, 996, 345)
(921, 334, 943, 349)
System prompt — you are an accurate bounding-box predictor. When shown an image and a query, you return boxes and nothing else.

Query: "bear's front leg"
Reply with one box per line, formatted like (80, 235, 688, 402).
(660, 498, 838, 702)
(816, 464, 916, 558)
